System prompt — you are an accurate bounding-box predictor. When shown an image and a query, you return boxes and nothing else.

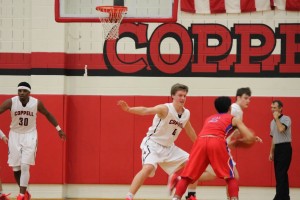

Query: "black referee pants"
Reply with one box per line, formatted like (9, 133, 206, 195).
(274, 142, 292, 200)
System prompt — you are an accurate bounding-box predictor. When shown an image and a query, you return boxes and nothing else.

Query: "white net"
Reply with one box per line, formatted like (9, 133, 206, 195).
(96, 6, 127, 40)
(101, 22, 121, 40)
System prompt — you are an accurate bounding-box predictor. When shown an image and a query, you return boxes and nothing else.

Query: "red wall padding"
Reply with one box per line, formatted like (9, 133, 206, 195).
(99, 96, 135, 183)
(0, 95, 299, 187)
(65, 95, 101, 183)
(0, 95, 14, 182)
(235, 97, 273, 186)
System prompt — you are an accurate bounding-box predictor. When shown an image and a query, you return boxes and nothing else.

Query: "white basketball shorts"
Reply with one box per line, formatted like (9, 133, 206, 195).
(140, 137, 189, 177)
(8, 130, 38, 166)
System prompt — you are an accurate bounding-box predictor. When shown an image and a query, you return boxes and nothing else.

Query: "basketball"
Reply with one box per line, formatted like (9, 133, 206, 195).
(231, 139, 255, 148)
(229, 133, 256, 148)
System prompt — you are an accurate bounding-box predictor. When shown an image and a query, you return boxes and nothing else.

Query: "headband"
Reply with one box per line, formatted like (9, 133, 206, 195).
(18, 86, 31, 92)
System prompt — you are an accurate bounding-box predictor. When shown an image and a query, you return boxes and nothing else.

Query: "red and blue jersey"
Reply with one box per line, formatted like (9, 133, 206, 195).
(198, 113, 235, 139)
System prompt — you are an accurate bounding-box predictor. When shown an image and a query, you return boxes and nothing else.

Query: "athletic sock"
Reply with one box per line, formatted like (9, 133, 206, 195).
(186, 191, 196, 198)
(126, 192, 134, 200)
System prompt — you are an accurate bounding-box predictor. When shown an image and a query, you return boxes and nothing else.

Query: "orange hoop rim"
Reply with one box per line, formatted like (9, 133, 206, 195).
(96, 6, 127, 13)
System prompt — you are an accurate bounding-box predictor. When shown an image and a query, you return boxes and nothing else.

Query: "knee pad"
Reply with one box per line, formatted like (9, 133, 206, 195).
(20, 164, 30, 187)
(21, 164, 30, 172)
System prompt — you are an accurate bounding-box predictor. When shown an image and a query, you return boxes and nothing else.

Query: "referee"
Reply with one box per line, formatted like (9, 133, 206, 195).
(269, 100, 292, 200)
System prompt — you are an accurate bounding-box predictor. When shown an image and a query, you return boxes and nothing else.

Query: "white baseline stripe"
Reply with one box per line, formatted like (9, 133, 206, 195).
(3, 184, 300, 199)
(0, 76, 300, 97)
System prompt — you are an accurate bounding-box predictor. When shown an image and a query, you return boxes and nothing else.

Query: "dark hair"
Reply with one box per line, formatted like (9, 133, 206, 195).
(236, 87, 251, 97)
(272, 100, 283, 108)
(18, 82, 31, 89)
(215, 96, 232, 113)
(170, 83, 189, 96)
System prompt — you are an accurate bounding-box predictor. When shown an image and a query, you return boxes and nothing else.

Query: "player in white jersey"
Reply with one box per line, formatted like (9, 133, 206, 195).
(118, 83, 198, 200)
(0, 82, 66, 200)
(0, 129, 10, 200)
(198, 87, 262, 199)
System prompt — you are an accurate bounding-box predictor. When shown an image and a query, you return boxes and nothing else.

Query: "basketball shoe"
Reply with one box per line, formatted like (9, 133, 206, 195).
(0, 193, 10, 200)
(25, 191, 31, 200)
(168, 173, 181, 195)
(186, 195, 197, 200)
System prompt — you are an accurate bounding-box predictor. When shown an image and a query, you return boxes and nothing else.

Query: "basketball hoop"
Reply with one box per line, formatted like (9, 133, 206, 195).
(96, 6, 127, 40)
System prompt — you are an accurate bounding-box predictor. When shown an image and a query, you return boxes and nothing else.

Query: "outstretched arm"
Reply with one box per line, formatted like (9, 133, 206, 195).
(117, 100, 168, 118)
(38, 100, 66, 140)
(184, 120, 197, 142)
(232, 117, 256, 144)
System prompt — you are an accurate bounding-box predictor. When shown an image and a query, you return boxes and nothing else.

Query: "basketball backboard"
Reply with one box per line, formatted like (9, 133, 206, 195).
(55, 0, 178, 23)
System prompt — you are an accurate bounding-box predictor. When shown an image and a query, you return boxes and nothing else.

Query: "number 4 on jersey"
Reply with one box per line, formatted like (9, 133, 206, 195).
(172, 129, 177, 136)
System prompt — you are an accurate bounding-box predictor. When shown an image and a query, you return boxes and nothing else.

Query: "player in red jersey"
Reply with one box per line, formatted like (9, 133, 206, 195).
(171, 96, 256, 200)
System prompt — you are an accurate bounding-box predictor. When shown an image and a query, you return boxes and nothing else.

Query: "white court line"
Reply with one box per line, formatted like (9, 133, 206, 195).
(4, 184, 299, 199)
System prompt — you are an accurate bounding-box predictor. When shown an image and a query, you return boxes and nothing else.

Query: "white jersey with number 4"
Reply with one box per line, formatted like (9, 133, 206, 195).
(145, 103, 190, 147)
(10, 96, 38, 134)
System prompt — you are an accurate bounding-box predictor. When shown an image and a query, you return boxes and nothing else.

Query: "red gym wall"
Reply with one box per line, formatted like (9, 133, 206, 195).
(0, 95, 299, 187)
